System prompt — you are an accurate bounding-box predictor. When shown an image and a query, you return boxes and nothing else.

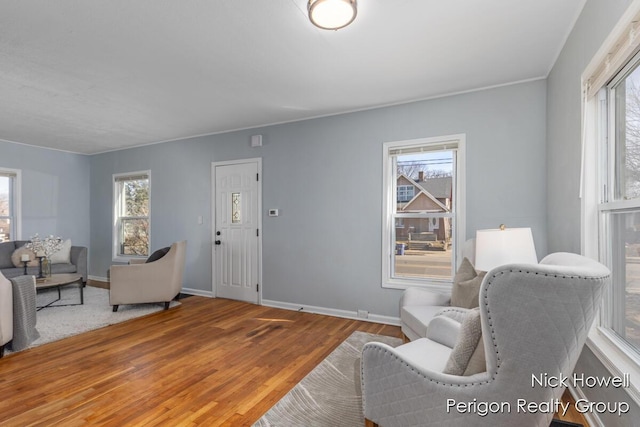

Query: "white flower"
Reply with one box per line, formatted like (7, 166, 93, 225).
(25, 233, 63, 257)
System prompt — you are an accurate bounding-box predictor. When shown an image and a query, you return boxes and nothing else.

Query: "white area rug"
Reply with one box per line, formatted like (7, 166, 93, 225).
(253, 331, 402, 427)
(25, 285, 179, 349)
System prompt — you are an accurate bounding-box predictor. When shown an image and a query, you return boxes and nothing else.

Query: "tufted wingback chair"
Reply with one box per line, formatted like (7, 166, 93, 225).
(362, 252, 609, 427)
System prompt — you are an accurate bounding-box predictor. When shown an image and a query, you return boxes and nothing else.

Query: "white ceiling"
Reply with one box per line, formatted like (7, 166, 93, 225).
(0, 0, 585, 155)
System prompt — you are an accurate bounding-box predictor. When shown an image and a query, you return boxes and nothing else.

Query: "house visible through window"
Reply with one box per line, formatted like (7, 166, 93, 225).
(113, 171, 150, 259)
(0, 169, 19, 242)
(382, 135, 465, 289)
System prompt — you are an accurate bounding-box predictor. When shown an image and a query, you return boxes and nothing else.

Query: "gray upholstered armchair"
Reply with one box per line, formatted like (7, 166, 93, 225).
(110, 240, 186, 312)
(362, 252, 609, 427)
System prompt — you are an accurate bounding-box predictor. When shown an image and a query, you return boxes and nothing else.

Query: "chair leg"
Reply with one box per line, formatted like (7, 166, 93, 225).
(0, 344, 5, 358)
(164, 301, 170, 310)
(365, 419, 378, 427)
(112, 305, 119, 312)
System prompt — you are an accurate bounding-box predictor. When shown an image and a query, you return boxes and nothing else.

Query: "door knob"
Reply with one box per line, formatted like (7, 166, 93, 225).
(215, 240, 221, 245)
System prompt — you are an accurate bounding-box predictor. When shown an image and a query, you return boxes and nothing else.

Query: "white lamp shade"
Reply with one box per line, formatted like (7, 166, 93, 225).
(474, 227, 537, 272)
(308, 0, 357, 30)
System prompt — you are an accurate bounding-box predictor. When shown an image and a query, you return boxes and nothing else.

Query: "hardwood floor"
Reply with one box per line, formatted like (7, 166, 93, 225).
(0, 290, 589, 426)
(555, 390, 590, 426)
(0, 293, 399, 426)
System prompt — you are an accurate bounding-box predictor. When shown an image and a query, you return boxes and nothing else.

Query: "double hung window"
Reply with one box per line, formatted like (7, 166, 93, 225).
(382, 135, 465, 290)
(582, 4, 640, 396)
(0, 169, 20, 242)
(598, 53, 640, 357)
(113, 171, 150, 260)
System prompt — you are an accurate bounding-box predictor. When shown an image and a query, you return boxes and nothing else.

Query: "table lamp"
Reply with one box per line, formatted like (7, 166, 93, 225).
(474, 225, 537, 272)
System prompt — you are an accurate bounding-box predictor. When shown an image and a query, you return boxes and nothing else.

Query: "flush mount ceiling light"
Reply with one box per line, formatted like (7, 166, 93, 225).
(308, 0, 357, 30)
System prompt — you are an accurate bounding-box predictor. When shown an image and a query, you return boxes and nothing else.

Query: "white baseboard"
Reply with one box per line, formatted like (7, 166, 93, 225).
(567, 385, 604, 427)
(87, 277, 214, 298)
(87, 277, 396, 324)
(181, 287, 214, 298)
(261, 299, 401, 326)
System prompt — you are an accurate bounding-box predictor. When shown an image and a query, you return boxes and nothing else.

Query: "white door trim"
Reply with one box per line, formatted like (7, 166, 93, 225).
(211, 158, 263, 304)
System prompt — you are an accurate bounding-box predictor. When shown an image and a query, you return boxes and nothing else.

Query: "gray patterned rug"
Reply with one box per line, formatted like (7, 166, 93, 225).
(8, 285, 179, 354)
(253, 331, 402, 427)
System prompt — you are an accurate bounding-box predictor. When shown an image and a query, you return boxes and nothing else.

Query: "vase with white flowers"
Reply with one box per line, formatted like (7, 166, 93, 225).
(25, 234, 63, 278)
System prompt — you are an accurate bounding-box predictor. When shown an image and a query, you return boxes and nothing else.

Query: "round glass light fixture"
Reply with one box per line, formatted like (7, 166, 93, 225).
(308, 0, 357, 30)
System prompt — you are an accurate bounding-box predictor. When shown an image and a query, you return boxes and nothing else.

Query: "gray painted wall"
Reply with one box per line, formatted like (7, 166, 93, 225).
(0, 0, 635, 419)
(90, 79, 547, 317)
(546, 0, 633, 253)
(547, 0, 640, 424)
(0, 140, 90, 247)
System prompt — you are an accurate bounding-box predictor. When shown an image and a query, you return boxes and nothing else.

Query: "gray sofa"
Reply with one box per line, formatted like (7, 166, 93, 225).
(0, 240, 87, 284)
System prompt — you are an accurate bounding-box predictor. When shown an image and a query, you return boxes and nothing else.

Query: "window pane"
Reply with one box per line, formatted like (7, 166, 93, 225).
(0, 175, 13, 241)
(0, 218, 9, 242)
(115, 175, 150, 258)
(232, 192, 241, 223)
(610, 210, 640, 354)
(123, 179, 149, 217)
(121, 218, 149, 256)
(396, 151, 453, 214)
(614, 65, 640, 200)
(393, 149, 454, 281)
(0, 177, 8, 216)
(394, 217, 452, 280)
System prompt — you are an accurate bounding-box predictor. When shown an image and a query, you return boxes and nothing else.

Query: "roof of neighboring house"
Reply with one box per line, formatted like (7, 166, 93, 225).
(415, 177, 452, 200)
(402, 192, 448, 213)
(396, 174, 449, 212)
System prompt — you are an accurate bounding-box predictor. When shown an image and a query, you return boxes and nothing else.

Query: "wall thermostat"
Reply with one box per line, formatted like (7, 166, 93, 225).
(268, 209, 279, 217)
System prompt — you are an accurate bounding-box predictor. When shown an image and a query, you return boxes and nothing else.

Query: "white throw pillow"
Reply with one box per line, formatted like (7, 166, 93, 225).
(49, 239, 72, 264)
(11, 246, 39, 267)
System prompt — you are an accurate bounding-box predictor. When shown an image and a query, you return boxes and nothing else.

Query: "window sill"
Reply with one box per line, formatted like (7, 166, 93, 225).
(382, 278, 452, 293)
(112, 255, 147, 263)
(586, 326, 640, 406)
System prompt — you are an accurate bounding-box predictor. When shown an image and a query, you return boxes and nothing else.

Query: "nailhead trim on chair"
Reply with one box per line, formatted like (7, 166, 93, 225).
(361, 255, 610, 425)
(361, 345, 494, 388)
(482, 268, 610, 378)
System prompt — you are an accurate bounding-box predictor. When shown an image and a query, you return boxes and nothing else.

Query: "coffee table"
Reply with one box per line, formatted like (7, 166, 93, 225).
(36, 273, 84, 310)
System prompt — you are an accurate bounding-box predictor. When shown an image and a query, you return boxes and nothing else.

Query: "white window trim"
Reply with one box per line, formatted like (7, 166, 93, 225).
(583, 90, 640, 405)
(381, 134, 466, 291)
(581, 0, 640, 404)
(0, 167, 22, 241)
(112, 170, 151, 262)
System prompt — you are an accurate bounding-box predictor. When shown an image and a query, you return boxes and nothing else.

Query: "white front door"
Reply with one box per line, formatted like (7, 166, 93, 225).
(212, 159, 261, 303)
